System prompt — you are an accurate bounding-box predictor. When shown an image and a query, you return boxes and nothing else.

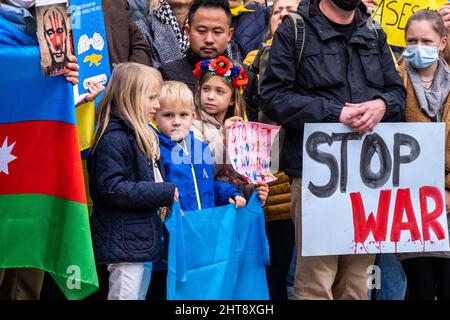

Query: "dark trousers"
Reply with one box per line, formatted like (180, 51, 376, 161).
(402, 257, 450, 300)
(0, 268, 45, 300)
(147, 269, 167, 300)
(265, 219, 295, 300)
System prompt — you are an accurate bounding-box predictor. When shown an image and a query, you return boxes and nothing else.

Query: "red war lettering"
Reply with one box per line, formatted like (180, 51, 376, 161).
(350, 190, 391, 243)
(420, 186, 445, 241)
(390, 188, 421, 242)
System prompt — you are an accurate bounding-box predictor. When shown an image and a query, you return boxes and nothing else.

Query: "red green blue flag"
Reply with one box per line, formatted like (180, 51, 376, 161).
(0, 16, 98, 300)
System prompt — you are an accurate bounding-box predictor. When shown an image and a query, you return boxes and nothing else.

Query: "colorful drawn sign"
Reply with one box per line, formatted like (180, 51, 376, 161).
(227, 121, 280, 184)
(372, 0, 448, 47)
(301, 123, 450, 256)
(70, 0, 110, 99)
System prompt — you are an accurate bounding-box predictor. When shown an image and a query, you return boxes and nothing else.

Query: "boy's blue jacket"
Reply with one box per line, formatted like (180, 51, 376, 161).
(154, 126, 242, 211)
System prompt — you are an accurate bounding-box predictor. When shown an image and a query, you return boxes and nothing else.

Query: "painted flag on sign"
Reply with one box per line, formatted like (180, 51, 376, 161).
(0, 18, 98, 300)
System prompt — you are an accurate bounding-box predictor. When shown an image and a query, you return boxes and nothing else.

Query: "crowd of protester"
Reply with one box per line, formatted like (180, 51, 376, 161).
(1, 0, 450, 300)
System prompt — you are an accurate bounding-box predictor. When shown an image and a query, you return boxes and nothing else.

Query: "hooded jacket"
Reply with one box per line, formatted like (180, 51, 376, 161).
(156, 128, 241, 211)
(231, 3, 270, 59)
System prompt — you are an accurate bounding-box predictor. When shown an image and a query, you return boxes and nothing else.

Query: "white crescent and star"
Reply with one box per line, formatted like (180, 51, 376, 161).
(0, 137, 17, 175)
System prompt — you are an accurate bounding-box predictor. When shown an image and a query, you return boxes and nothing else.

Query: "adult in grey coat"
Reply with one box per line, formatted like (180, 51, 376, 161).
(135, 0, 193, 68)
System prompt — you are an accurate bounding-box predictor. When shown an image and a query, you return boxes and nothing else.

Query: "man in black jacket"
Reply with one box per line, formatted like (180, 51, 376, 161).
(158, 0, 259, 120)
(260, 0, 405, 300)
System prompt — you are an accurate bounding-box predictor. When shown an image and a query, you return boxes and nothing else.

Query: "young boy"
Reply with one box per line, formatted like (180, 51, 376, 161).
(152, 81, 247, 211)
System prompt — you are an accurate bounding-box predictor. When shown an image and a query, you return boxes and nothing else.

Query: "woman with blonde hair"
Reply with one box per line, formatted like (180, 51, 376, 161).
(88, 62, 178, 300)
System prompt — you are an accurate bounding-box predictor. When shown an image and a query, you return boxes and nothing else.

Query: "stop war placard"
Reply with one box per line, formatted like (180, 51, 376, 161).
(301, 123, 450, 256)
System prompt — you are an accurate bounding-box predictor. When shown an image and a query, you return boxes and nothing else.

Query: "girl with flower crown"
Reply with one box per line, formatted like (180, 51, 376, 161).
(191, 55, 269, 204)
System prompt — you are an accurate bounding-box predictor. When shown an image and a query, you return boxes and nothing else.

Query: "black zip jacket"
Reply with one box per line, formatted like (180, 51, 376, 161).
(260, 0, 406, 177)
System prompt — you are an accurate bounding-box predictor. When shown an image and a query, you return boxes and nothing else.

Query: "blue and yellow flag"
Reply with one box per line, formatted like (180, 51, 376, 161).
(166, 192, 270, 300)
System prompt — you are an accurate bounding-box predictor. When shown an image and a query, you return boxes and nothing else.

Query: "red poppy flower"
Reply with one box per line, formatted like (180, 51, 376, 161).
(193, 61, 203, 77)
(232, 68, 249, 87)
(210, 56, 232, 76)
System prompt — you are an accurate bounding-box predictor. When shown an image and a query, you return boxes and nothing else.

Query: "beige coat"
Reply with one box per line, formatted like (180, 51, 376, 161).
(397, 61, 450, 260)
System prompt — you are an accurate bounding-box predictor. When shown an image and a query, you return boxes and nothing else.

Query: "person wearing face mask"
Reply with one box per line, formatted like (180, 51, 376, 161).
(260, 0, 405, 300)
(397, 9, 450, 301)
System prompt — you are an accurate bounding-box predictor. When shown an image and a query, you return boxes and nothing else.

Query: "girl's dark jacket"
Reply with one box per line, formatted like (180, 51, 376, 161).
(88, 116, 176, 264)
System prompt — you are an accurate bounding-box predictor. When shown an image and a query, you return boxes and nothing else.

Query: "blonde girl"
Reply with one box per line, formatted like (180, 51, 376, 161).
(88, 62, 178, 300)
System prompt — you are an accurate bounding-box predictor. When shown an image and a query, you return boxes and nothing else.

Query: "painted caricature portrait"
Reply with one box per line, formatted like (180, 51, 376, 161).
(43, 7, 68, 64)
(36, 4, 72, 76)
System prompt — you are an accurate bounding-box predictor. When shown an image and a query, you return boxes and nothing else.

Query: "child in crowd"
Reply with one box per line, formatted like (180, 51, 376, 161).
(88, 63, 178, 300)
(153, 80, 247, 211)
(192, 56, 269, 203)
(397, 9, 450, 300)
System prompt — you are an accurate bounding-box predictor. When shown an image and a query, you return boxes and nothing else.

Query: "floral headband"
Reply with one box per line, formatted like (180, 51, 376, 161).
(193, 56, 249, 92)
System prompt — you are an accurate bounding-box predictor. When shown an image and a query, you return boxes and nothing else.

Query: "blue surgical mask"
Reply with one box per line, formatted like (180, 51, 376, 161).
(403, 45, 440, 69)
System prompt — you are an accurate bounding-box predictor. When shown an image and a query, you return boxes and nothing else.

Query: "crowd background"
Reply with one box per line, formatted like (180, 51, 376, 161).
(1, 0, 450, 300)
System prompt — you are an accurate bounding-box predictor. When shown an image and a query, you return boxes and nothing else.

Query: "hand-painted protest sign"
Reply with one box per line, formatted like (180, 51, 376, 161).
(301, 123, 450, 256)
(372, 0, 447, 47)
(35, 0, 72, 76)
(70, 0, 110, 102)
(166, 192, 270, 300)
(227, 121, 281, 183)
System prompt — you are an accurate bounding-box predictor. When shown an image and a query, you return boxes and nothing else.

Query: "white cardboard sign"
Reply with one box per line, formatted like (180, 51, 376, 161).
(301, 123, 450, 256)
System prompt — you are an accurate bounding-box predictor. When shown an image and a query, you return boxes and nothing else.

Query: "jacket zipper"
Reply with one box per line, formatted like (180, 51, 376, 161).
(178, 139, 202, 210)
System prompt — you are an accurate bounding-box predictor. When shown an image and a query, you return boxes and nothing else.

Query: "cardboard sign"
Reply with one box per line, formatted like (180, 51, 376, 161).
(227, 122, 281, 183)
(70, 0, 110, 103)
(301, 123, 450, 256)
(35, 0, 73, 76)
(372, 0, 447, 47)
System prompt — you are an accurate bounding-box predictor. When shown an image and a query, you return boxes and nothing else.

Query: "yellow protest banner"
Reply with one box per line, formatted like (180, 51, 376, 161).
(373, 0, 448, 47)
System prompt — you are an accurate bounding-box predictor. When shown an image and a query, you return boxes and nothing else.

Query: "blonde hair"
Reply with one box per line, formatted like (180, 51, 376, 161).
(91, 63, 162, 159)
(159, 81, 195, 111)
